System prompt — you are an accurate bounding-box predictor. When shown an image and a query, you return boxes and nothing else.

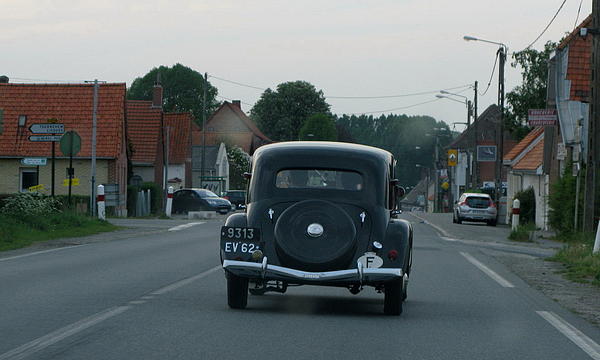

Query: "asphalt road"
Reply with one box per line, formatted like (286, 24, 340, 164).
(1, 216, 600, 359)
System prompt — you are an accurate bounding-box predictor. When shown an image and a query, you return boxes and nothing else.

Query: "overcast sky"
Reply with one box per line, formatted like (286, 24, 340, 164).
(2, 0, 592, 129)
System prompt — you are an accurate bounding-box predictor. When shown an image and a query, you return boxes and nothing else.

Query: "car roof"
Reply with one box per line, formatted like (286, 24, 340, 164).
(253, 141, 393, 163)
(462, 193, 491, 198)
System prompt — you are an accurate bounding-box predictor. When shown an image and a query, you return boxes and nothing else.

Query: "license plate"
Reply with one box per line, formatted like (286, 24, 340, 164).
(220, 227, 261, 258)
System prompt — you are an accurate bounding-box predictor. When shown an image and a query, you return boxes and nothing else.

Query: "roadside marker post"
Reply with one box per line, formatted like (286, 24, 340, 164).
(166, 186, 174, 217)
(511, 199, 520, 231)
(594, 220, 600, 254)
(97, 185, 106, 221)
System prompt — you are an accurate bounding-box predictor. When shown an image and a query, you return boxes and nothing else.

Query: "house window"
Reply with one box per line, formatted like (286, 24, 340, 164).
(20, 168, 38, 192)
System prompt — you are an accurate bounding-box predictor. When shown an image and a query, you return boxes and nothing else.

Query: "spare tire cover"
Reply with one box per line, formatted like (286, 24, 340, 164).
(274, 199, 357, 271)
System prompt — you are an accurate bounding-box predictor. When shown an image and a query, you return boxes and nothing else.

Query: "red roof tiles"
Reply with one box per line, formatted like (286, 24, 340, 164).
(513, 138, 544, 171)
(503, 127, 544, 162)
(0, 83, 126, 158)
(126, 100, 161, 164)
(559, 15, 592, 102)
(164, 112, 193, 164)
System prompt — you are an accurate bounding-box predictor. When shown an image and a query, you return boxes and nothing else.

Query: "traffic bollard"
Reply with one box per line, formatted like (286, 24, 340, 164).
(97, 184, 106, 221)
(593, 219, 600, 255)
(511, 198, 520, 231)
(166, 186, 174, 217)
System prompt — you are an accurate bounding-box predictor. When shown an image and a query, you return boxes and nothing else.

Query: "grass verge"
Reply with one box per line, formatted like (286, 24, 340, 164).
(0, 212, 119, 252)
(508, 222, 536, 242)
(548, 231, 600, 286)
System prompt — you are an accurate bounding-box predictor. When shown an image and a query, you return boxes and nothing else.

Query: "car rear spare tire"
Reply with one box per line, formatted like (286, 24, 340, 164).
(274, 199, 357, 272)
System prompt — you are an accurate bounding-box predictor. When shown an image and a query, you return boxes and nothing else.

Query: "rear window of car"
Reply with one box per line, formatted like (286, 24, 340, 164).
(466, 196, 491, 208)
(275, 169, 363, 191)
(195, 189, 219, 198)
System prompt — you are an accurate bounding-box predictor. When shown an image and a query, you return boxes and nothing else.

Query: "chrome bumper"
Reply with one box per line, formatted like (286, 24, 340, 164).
(222, 257, 403, 284)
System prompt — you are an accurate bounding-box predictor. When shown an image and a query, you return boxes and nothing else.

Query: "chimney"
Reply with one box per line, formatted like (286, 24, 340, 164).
(0, 76, 8, 83)
(232, 100, 241, 109)
(152, 74, 163, 109)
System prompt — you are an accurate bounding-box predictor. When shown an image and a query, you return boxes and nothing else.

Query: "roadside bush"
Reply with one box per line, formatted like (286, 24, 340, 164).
(54, 195, 90, 214)
(0, 192, 61, 218)
(548, 162, 582, 234)
(550, 233, 600, 286)
(513, 187, 535, 224)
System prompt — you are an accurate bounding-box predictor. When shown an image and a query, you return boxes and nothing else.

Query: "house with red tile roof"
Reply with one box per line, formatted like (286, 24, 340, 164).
(192, 100, 271, 155)
(164, 112, 194, 188)
(126, 99, 163, 185)
(0, 81, 128, 215)
(504, 128, 548, 230)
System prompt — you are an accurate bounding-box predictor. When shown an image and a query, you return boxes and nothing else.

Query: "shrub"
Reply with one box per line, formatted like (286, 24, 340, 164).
(548, 162, 582, 234)
(0, 193, 62, 218)
(513, 187, 535, 224)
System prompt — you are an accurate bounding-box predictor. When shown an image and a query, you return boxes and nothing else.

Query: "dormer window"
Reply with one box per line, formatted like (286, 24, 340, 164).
(18, 115, 27, 127)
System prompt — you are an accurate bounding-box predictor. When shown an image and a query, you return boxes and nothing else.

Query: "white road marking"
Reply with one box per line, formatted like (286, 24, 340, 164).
(441, 236, 458, 242)
(537, 311, 600, 360)
(0, 306, 130, 360)
(407, 213, 451, 237)
(0, 265, 221, 359)
(168, 222, 205, 232)
(150, 265, 221, 295)
(0, 245, 84, 262)
(460, 251, 514, 288)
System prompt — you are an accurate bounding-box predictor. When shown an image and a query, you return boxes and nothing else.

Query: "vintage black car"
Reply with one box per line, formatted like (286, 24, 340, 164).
(220, 142, 413, 315)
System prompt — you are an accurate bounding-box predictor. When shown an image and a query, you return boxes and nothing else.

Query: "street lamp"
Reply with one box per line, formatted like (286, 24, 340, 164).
(464, 34, 507, 206)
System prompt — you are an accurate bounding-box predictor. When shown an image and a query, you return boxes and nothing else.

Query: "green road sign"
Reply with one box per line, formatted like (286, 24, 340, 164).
(60, 131, 81, 157)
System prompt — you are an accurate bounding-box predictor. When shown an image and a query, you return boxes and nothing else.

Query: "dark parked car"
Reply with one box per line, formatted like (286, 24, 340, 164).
(220, 142, 413, 315)
(222, 190, 246, 210)
(173, 188, 232, 214)
(453, 192, 497, 226)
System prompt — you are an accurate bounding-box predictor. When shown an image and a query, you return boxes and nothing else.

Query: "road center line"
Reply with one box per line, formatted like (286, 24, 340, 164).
(537, 311, 600, 360)
(460, 251, 514, 288)
(0, 265, 221, 359)
(0, 245, 84, 262)
(168, 222, 206, 232)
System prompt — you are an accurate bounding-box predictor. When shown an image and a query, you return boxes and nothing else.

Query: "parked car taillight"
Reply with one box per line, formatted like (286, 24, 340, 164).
(458, 201, 467, 207)
(489, 201, 496, 208)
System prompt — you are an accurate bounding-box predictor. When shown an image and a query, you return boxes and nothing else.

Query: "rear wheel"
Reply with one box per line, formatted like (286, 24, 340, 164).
(384, 279, 403, 316)
(227, 272, 249, 309)
(456, 215, 463, 224)
(487, 219, 497, 226)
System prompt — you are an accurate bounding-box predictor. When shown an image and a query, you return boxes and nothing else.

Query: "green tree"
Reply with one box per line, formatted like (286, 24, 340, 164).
(250, 81, 330, 141)
(506, 41, 557, 139)
(128, 63, 219, 123)
(299, 113, 338, 141)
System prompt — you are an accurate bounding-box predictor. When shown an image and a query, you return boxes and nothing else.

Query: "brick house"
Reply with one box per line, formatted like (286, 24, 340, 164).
(0, 81, 128, 214)
(192, 100, 271, 155)
(164, 112, 194, 188)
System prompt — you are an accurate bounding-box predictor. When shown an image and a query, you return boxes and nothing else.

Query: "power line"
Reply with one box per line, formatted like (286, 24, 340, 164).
(574, 0, 584, 29)
(525, 0, 568, 50)
(346, 98, 443, 115)
(479, 51, 499, 96)
(208, 75, 266, 91)
(326, 85, 471, 99)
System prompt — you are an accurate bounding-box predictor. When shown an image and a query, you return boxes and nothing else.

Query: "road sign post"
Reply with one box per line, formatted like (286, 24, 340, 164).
(60, 131, 82, 206)
(28, 122, 64, 197)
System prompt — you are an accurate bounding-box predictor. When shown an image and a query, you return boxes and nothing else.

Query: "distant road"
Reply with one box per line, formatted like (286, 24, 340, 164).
(1, 216, 599, 359)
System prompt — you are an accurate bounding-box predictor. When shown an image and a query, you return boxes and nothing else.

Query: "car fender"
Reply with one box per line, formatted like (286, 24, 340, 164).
(224, 212, 248, 227)
(382, 219, 413, 271)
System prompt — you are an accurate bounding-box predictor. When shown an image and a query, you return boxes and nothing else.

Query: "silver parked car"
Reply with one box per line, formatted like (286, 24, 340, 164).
(453, 192, 497, 226)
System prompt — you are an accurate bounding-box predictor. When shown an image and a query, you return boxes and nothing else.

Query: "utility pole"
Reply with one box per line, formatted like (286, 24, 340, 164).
(584, 0, 600, 232)
(91, 79, 99, 216)
(201, 72, 208, 187)
(496, 47, 506, 206)
(473, 81, 479, 188)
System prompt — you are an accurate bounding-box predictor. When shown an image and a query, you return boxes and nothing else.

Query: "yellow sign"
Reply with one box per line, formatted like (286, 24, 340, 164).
(47, 118, 59, 124)
(63, 178, 80, 186)
(447, 149, 458, 167)
(441, 181, 450, 190)
(28, 184, 45, 192)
